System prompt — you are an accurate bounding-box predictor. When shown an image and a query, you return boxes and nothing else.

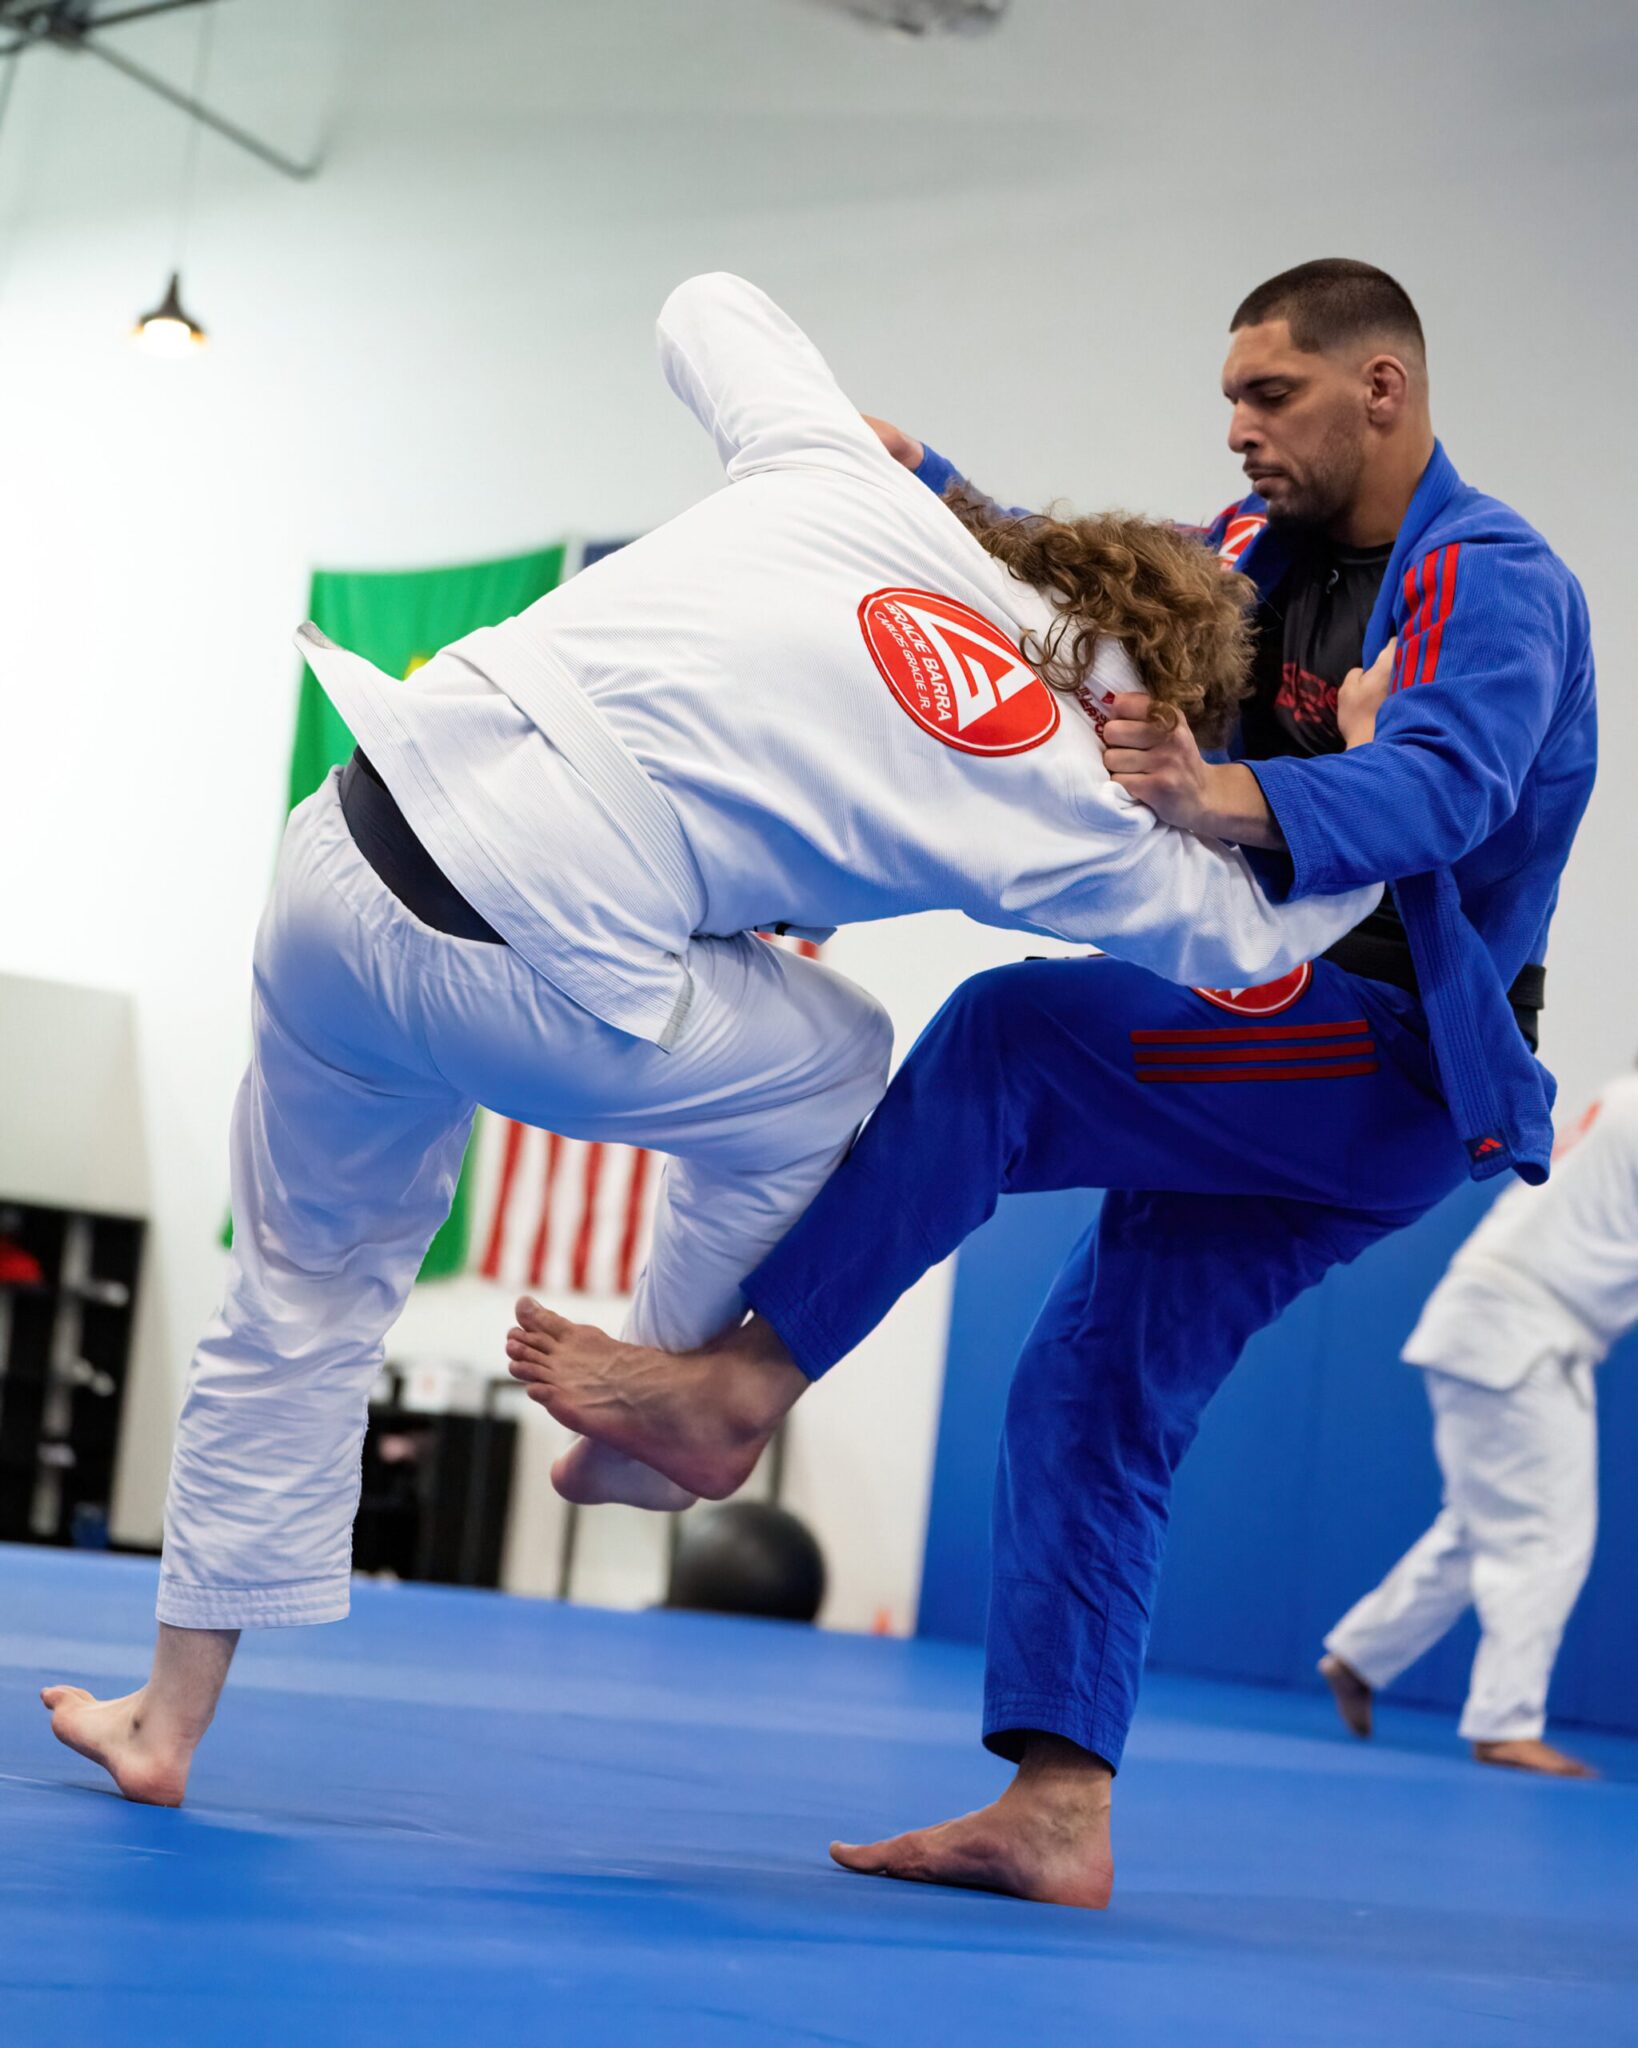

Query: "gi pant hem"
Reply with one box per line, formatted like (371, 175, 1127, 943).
(1320, 1629, 1408, 1694)
(156, 1571, 351, 1628)
(982, 1690, 1126, 1775)
(1458, 1709, 1548, 1745)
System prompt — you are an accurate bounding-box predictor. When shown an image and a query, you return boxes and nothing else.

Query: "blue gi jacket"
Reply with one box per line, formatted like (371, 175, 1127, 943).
(915, 439, 1597, 1183)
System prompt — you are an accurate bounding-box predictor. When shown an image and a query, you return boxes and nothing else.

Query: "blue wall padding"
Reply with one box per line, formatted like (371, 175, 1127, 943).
(918, 1180, 1638, 1736)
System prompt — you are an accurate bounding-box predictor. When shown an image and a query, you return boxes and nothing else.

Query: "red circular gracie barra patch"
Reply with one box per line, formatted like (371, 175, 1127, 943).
(857, 588, 1061, 756)
(1191, 962, 1313, 1016)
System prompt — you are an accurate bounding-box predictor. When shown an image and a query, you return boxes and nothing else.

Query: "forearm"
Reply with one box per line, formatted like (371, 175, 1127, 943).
(1197, 716, 1375, 852)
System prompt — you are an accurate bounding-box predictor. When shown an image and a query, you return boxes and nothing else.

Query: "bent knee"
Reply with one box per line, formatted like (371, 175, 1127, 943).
(851, 990, 894, 1089)
(802, 972, 893, 1095)
(825, 995, 893, 1131)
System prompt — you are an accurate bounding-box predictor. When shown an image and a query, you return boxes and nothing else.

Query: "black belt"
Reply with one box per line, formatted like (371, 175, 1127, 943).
(1324, 928, 1544, 1052)
(338, 750, 507, 944)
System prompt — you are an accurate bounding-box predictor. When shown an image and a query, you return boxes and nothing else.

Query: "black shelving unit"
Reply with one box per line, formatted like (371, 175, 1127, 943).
(0, 1198, 145, 1547)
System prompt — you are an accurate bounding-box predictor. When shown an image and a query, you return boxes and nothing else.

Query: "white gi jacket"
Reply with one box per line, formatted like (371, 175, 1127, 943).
(1405, 1073, 1638, 1389)
(301, 273, 1377, 1049)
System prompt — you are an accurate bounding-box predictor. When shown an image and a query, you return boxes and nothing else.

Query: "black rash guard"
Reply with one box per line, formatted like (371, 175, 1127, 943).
(1239, 536, 1414, 977)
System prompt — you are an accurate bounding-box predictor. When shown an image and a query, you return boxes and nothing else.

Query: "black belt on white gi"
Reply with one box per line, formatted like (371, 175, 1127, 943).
(338, 749, 507, 945)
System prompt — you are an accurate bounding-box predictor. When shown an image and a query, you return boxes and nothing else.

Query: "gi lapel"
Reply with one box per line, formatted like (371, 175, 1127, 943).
(1364, 440, 1463, 662)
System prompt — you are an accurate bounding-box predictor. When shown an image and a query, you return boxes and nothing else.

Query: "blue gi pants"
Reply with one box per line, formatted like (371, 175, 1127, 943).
(744, 955, 1471, 1770)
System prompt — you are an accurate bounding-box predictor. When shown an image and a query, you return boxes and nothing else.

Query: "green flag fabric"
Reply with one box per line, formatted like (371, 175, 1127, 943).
(252, 543, 568, 1278)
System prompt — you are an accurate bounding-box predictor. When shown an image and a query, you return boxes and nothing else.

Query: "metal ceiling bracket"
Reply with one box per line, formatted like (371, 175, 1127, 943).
(0, 1, 320, 181)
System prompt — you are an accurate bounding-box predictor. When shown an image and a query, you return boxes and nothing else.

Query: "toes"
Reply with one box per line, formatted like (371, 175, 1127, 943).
(40, 1685, 91, 1711)
(506, 1345, 551, 1385)
(829, 1838, 893, 1874)
(515, 1296, 571, 1337)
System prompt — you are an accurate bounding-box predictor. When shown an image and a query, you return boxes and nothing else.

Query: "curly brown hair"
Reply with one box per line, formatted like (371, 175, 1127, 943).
(945, 483, 1255, 746)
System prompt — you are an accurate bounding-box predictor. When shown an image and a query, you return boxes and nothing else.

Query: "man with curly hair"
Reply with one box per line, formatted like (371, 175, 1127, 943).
(40, 273, 1373, 1808)
(506, 260, 1597, 1909)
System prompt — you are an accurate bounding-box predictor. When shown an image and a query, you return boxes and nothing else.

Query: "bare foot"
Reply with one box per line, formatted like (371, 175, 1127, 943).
(1473, 1737, 1599, 1779)
(40, 1685, 194, 1806)
(830, 1734, 1114, 1910)
(1319, 1653, 1373, 1739)
(505, 1297, 807, 1501)
(550, 1435, 698, 1512)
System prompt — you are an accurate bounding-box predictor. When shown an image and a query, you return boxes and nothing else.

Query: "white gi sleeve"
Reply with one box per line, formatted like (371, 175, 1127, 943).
(997, 774, 1383, 990)
(1523, 1078, 1638, 1341)
(657, 272, 897, 488)
(1402, 1078, 1638, 1386)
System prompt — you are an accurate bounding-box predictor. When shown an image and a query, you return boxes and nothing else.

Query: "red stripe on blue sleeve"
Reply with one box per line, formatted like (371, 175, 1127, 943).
(1404, 552, 1431, 687)
(1420, 543, 1460, 688)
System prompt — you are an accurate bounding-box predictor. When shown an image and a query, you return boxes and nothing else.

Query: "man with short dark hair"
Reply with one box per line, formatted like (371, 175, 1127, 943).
(507, 260, 1598, 1908)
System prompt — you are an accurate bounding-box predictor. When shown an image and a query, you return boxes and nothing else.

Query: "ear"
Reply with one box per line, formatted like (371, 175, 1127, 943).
(1362, 352, 1412, 428)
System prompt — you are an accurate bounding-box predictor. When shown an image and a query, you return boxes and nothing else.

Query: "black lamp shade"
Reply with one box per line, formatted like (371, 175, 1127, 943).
(134, 270, 206, 349)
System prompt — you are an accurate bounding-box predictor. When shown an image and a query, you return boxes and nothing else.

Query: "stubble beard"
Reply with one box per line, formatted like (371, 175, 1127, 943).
(1263, 422, 1367, 533)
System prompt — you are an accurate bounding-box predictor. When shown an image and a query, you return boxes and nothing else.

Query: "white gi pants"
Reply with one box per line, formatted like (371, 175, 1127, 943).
(158, 776, 892, 1627)
(1323, 1355, 1598, 1743)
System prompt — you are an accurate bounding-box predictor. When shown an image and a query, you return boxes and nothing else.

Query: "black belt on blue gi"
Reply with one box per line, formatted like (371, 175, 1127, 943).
(338, 749, 507, 945)
(1324, 927, 1544, 1052)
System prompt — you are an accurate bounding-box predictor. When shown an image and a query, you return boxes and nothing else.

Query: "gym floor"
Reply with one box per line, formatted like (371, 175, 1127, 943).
(2, 1547, 1632, 2046)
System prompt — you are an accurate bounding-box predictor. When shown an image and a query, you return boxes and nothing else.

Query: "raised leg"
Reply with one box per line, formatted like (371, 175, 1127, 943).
(529, 955, 1462, 1520)
(742, 954, 1455, 1381)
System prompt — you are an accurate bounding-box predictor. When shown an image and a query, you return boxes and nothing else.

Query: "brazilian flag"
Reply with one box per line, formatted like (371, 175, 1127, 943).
(238, 543, 569, 1276)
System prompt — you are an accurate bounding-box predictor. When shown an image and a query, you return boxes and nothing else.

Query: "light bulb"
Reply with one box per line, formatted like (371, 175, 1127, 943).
(132, 272, 207, 356)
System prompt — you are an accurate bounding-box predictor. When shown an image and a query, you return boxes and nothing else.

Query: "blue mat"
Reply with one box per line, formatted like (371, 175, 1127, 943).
(1, 1548, 1633, 2045)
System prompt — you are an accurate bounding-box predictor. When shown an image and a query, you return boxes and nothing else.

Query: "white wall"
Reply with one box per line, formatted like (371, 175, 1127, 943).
(0, 973, 148, 1218)
(1, 0, 1633, 1622)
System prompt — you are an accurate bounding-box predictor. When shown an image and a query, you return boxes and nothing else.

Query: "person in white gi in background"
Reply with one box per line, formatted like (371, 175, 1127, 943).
(41, 271, 1375, 1806)
(1322, 1071, 1638, 1776)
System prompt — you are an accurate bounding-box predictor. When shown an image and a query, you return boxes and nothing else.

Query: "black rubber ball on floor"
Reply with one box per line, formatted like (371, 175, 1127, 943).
(665, 1501, 827, 1623)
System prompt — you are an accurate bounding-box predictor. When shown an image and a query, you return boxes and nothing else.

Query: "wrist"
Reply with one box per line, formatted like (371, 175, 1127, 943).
(1199, 762, 1285, 851)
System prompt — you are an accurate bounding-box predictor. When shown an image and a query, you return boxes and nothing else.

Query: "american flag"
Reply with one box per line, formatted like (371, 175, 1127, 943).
(469, 1116, 661, 1298)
